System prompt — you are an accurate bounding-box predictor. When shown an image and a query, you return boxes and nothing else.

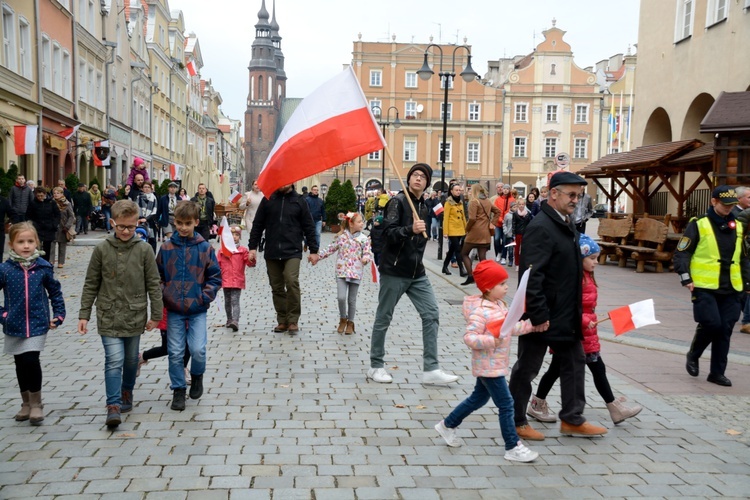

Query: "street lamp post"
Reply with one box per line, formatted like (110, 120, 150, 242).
(370, 105, 401, 192)
(507, 162, 513, 189)
(356, 184, 363, 213)
(417, 43, 479, 259)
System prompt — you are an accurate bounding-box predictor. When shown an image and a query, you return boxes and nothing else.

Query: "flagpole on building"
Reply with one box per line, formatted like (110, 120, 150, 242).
(384, 147, 428, 239)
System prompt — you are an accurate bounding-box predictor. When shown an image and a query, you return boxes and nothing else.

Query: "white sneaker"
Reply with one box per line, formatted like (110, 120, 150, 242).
(367, 367, 393, 383)
(504, 442, 539, 462)
(500, 258, 507, 265)
(435, 420, 463, 447)
(423, 369, 459, 384)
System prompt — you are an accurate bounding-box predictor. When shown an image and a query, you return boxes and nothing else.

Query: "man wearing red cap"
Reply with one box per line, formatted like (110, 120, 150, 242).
(509, 171, 608, 439)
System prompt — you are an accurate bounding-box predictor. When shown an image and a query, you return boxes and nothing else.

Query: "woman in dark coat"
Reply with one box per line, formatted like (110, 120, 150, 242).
(25, 187, 60, 260)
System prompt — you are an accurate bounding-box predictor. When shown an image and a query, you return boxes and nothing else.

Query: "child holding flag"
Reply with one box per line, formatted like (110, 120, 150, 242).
(527, 234, 642, 425)
(217, 223, 253, 331)
(314, 212, 372, 335)
(434, 260, 538, 462)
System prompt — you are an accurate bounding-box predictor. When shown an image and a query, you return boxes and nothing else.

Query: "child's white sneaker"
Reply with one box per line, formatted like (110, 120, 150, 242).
(504, 442, 538, 462)
(435, 420, 463, 447)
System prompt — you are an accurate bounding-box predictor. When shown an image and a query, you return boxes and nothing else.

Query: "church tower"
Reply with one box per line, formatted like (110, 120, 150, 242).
(245, 0, 287, 183)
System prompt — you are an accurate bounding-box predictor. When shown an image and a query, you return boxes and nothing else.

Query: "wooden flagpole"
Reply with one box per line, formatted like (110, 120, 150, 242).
(384, 147, 428, 239)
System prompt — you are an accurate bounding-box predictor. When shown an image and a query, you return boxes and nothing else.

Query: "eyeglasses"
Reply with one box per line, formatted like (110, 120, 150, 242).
(113, 222, 137, 232)
(411, 173, 427, 180)
(554, 189, 581, 201)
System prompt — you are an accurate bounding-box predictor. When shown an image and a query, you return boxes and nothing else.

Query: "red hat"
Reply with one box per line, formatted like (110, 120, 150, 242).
(473, 260, 509, 293)
(133, 157, 144, 167)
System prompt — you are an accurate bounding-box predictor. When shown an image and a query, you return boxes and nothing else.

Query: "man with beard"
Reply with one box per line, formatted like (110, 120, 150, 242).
(127, 173, 145, 202)
(191, 183, 215, 241)
(248, 185, 319, 334)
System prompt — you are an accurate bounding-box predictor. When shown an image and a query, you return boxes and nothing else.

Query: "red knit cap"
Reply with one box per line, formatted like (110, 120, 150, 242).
(473, 260, 509, 293)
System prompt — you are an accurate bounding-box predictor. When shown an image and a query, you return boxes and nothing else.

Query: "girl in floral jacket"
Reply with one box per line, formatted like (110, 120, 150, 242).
(434, 260, 538, 463)
(316, 212, 372, 335)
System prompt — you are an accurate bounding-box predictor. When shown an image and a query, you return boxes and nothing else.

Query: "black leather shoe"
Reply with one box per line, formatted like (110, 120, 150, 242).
(460, 276, 475, 286)
(442, 266, 451, 275)
(707, 373, 732, 387)
(459, 271, 468, 277)
(685, 355, 699, 377)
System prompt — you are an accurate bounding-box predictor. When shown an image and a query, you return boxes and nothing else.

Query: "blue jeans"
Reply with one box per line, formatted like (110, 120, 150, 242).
(102, 205, 112, 231)
(444, 376, 518, 450)
(431, 217, 439, 239)
(167, 311, 207, 390)
(314, 220, 322, 248)
(101, 336, 140, 406)
(494, 226, 503, 256)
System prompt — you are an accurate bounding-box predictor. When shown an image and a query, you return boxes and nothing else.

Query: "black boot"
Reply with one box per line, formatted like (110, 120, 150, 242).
(461, 276, 475, 286)
(458, 262, 468, 278)
(171, 388, 186, 411)
(189, 374, 203, 400)
(686, 325, 707, 377)
(442, 262, 452, 275)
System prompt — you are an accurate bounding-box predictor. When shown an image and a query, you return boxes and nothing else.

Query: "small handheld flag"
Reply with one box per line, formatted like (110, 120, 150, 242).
(371, 261, 380, 284)
(500, 267, 530, 337)
(219, 216, 238, 258)
(608, 299, 659, 336)
(432, 202, 444, 216)
(230, 190, 243, 204)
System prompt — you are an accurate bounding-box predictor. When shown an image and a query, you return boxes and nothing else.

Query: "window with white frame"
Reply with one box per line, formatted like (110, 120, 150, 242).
(467, 141, 480, 163)
(675, 0, 694, 41)
(368, 149, 381, 161)
(52, 43, 61, 94)
(87, 65, 94, 103)
(405, 71, 417, 88)
(469, 103, 480, 121)
(546, 104, 558, 122)
(513, 137, 527, 157)
(2, 6, 16, 72)
(440, 76, 453, 89)
(574, 138, 588, 159)
(514, 103, 528, 122)
(87, 0, 95, 32)
(544, 138, 557, 158)
(438, 141, 452, 163)
(440, 102, 452, 121)
(109, 77, 116, 114)
(575, 104, 589, 124)
(370, 99, 381, 116)
(405, 101, 416, 118)
(403, 138, 416, 162)
(369, 69, 382, 87)
(208, 143, 213, 157)
(96, 70, 103, 108)
(19, 18, 31, 78)
(62, 51, 71, 99)
(41, 36, 51, 88)
(706, 0, 727, 26)
(78, 60, 86, 100)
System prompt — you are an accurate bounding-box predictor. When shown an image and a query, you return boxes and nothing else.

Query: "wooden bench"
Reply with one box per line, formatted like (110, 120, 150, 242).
(615, 218, 671, 273)
(596, 217, 633, 265)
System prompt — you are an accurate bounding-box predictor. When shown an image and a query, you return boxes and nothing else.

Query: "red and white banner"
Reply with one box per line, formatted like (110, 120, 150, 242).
(371, 261, 380, 284)
(500, 267, 530, 337)
(170, 163, 182, 180)
(186, 60, 197, 77)
(13, 125, 37, 155)
(93, 140, 110, 167)
(608, 299, 659, 336)
(219, 216, 238, 258)
(432, 202, 444, 216)
(257, 66, 385, 196)
(230, 190, 242, 204)
(58, 124, 80, 140)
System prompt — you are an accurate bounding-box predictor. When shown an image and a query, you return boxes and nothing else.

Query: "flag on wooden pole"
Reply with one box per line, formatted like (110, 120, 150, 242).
(608, 299, 659, 335)
(219, 216, 238, 258)
(58, 124, 80, 140)
(499, 267, 530, 337)
(256, 66, 385, 196)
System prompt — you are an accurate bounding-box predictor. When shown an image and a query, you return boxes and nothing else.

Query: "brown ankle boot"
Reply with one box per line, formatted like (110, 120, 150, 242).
(15, 391, 31, 421)
(337, 318, 347, 334)
(345, 321, 355, 335)
(28, 391, 44, 425)
(607, 399, 643, 424)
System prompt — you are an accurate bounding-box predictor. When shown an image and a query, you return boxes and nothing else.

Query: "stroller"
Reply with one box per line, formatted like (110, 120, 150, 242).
(88, 207, 108, 231)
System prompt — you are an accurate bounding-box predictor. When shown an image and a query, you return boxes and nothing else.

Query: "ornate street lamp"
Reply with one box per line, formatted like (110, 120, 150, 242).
(370, 104, 401, 192)
(417, 43, 479, 259)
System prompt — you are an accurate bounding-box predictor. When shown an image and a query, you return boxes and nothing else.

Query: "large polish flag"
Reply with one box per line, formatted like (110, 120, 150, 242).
(257, 66, 385, 196)
(14, 125, 38, 155)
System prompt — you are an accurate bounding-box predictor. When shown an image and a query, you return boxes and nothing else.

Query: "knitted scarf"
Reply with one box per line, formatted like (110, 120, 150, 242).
(9, 249, 42, 267)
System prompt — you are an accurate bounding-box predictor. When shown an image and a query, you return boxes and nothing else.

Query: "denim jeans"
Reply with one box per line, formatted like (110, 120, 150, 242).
(76, 215, 88, 233)
(494, 226, 503, 257)
(102, 205, 112, 231)
(101, 336, 140, 406)
(167, 311, 207, 390)
(431, 217, 439, 239)
(444, 376, 519, 450)
(314, 220, 322, 248)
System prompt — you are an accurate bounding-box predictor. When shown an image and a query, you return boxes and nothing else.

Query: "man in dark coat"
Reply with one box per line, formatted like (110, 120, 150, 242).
(304, 185, 326, 248)
(248, 185, 319, 335)
(191, 183, 215, 241)
(0, 193, 14, 260)
(9, 174, 33, 223)
(509, 171, 607, 440)
(72, 183, 93, 234)
(26, 187, 61, 259)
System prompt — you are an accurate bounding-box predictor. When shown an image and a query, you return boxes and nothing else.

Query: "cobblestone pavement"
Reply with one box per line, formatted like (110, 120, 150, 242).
(1, 231, 749, 499)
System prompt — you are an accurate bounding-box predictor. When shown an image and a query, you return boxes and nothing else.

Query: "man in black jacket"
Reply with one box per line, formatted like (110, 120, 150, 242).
(191, 183, 215, 241)
(368, 163, 459, 385)
(509, 171, 607, 440)
(26, 187, 60, 259)
(248, 185, 319, 335)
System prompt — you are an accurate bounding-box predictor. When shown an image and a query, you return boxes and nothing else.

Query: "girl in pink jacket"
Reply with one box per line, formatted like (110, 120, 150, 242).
(435, 260, 538, 463)
(217, 225, 253, 331)
(316, 212, 372, 335)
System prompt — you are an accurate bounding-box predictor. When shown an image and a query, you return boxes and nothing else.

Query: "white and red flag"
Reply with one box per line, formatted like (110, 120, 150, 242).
(256, 66, 385, 196)
(58, 124, 80, 140)
(230, 190, 243, 204)
(186, 60, 197, 77)
(93, 140, 110, 167)
(13, 125, 37, 155)
(608, 299, 659, 336)
(499, 267, 530, 338)
(371, 261, 380, 284)
(218, 216, 238, 258)
(432, 202, 444, 216)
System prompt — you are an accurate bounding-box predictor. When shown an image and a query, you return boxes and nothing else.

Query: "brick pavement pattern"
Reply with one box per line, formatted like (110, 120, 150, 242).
(1, 231, 749, 499)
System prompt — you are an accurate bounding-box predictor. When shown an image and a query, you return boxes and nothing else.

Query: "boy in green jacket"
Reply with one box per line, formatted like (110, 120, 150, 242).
(78, 200, 162, 428)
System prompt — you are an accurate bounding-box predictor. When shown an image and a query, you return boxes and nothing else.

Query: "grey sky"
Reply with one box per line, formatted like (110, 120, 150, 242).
(173, 0, 640, 123)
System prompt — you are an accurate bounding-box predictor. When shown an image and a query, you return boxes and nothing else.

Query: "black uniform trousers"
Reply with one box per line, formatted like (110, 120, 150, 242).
(689, 289, 741, 376)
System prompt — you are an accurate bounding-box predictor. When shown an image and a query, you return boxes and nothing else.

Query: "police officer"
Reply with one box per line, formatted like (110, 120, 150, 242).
(673, 185, 750, 387)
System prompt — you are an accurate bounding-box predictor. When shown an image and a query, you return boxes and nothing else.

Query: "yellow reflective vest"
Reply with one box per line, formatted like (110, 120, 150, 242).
(690, 217, 743, 291)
